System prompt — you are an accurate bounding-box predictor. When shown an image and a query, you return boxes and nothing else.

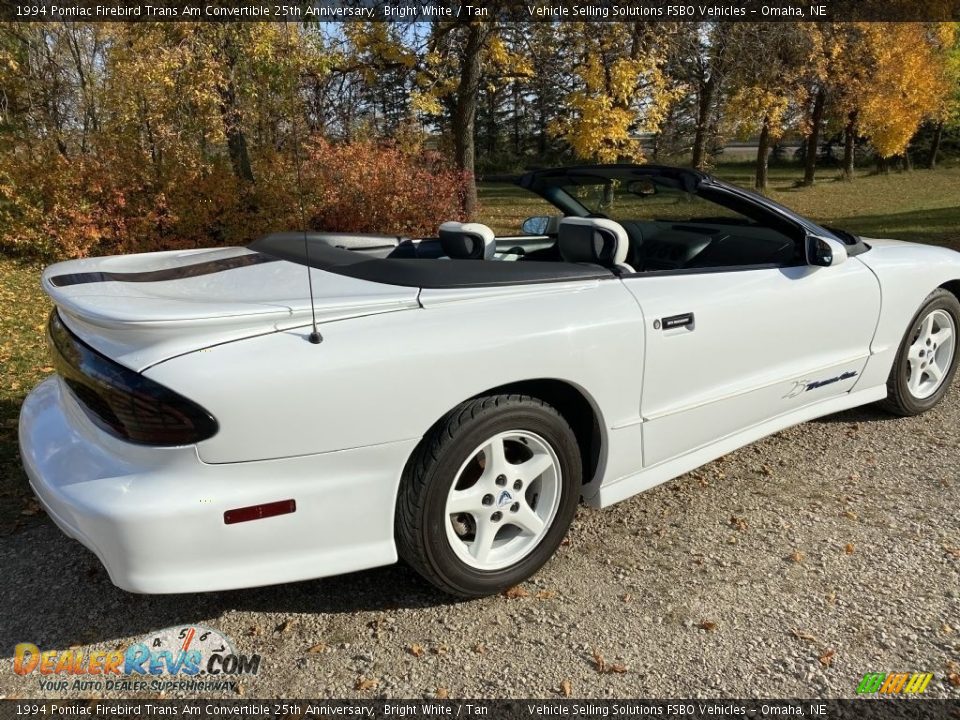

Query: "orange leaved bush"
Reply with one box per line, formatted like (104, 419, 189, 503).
(0, 139, 468, 261)
(253, 139, 468, 241)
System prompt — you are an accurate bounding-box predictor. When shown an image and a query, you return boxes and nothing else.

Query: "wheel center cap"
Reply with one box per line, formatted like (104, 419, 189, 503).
(496, 490, 513, 508)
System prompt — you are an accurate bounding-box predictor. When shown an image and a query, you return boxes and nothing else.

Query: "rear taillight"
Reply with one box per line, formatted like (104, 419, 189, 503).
(48, 311, 218, 446)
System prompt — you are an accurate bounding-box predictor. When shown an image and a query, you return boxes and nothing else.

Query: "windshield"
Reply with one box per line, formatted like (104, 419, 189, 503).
(551, 175, 765, 228)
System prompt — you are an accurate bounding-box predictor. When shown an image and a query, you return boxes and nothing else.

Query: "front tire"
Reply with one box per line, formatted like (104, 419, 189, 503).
(880, 289, 959, 416)
(395, 394, 581, 598)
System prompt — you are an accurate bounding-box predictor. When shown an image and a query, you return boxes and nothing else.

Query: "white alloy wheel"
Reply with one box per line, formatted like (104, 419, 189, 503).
(444, 430, 562, 571)
(906, 308, 956, 400)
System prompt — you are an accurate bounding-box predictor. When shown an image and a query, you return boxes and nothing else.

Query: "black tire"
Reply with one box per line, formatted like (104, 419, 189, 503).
(395, 394, 581, 598)
(879, 288, 960, 417)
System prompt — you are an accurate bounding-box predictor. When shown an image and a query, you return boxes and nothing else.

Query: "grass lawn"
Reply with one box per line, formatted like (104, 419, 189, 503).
(1, 162, 959, 533)
(0, 258, 52, 533)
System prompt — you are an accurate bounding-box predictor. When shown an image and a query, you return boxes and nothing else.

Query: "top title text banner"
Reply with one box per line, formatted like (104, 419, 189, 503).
(3, 0, 958, 22)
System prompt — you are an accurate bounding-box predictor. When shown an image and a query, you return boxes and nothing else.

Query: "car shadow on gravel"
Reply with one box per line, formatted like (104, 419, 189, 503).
(811, 404, 893, 424)
(0, 521, 458, 654)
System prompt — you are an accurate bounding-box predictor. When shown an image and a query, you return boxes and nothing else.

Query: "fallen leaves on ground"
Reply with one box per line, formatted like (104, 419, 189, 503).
(355, 677, 378, 692)
(591, 649, 628, 674)
(730, 516, 748, 531)
(844, 543, 855, 555)
(472, 643, 485, 655)
(842, 511, 858, 521)
(409, 644, 424, 658)
(559, 679, 573, 697)
(698, 620, 717, 632)
(536, 590, 557, 600)
(790, 628, 817, 643)
(503, 586, 530, 599)
(788, 550, 806, 564)
(275, 619, 295, 634)
(430, 645, 447, 656)
(819, 649, 836, 667)
(435, 688, 449, 699)
(306, 643, 326, 654)
(944, 546, 960, 559)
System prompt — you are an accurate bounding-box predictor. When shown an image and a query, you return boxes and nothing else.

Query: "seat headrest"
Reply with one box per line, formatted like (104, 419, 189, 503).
(439, 222, 496, 260)
(558, 217, 629, 267)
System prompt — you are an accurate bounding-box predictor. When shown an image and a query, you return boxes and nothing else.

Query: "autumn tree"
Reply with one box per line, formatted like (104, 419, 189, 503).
(851, 23, 953, 170)
(724, 24, 816, 190)
(549, 23, 680, 163)
(930, 32, 960, 168)
(676, 23, 732, 171)
(414, 20, 533, 214)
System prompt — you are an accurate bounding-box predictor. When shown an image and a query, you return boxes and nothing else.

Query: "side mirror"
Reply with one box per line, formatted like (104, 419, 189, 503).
(806, 234, 848, 267)
(521, 215, 561, 236)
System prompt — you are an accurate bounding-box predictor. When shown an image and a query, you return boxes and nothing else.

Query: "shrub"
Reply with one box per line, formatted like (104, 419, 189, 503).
(0, 138, 468, 261)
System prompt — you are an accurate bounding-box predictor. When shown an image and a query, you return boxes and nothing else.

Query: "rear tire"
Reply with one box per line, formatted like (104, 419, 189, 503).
(879, 289, 959, 417)
(395, 394, 581, 598)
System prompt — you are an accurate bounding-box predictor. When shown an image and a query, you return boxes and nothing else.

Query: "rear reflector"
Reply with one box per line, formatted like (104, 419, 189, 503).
(224, 499, 296, 525)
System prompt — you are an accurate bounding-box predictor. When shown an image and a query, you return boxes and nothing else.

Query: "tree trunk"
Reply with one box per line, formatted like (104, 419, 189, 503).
(452, 23, 484, 217)
(801, 87, 825, 186)
(216, 31, 255, 187)
(755, 118, 771, 192)
(929, 121, 943, 169)
(691, 74, 716, 171)
(876, 156, 890, 174)
(512, 82, 522, 156)
(842, 109, 857, 181)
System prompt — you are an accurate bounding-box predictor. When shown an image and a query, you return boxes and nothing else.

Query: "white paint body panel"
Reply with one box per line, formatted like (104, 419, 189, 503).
(622, 261, 881, 466)
(42, 247, 419, 371)
(18, 237, 960, 593)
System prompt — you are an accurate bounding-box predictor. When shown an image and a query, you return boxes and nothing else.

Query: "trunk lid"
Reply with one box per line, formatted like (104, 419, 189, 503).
(42, 247, 420, 371)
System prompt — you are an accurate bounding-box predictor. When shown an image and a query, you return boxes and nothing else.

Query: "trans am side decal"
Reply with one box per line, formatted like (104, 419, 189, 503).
(783, 371, 859, 399)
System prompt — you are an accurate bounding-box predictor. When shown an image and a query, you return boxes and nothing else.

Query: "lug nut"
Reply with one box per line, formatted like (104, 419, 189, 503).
(491, 511, 502, 522)
(496, 474, 507, 486)
(513, 479, 523, 491)
(482, 494, 494, 506)
(510, 502, 520, 513)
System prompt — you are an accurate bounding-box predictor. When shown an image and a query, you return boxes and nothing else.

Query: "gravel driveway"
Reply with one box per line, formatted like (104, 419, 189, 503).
(1, 380, 958, 700)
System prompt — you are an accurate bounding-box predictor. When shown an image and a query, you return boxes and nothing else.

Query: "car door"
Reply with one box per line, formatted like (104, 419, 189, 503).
(624, 259, 881, 467)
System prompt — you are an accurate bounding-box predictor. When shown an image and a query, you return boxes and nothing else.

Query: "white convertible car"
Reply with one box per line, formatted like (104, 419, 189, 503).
(19, 165, 960, 597)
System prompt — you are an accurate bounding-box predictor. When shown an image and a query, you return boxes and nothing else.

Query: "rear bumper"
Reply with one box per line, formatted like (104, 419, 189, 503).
(19, 378, 416, 593)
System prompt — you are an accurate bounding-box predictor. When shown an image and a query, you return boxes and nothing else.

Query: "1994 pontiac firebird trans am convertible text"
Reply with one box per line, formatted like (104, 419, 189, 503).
(18, 165, 960, 597)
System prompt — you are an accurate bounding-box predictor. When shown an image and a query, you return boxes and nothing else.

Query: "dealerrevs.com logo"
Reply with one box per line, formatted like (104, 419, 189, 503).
(856, 672, 933, 695)
(13, 625, 260, 693)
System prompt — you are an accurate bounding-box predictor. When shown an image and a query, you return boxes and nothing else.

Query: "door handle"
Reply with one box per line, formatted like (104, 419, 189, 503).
(657, 312, 695, 330)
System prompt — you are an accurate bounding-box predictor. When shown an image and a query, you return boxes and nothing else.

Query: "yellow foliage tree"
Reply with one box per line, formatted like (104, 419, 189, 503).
(724, 24, 817, 190)
(549, 23, 680, 163)
(857, 23, 954, 161)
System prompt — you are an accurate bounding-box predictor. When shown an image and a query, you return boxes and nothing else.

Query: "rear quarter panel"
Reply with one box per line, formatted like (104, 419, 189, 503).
(144, 278, 645, 471)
